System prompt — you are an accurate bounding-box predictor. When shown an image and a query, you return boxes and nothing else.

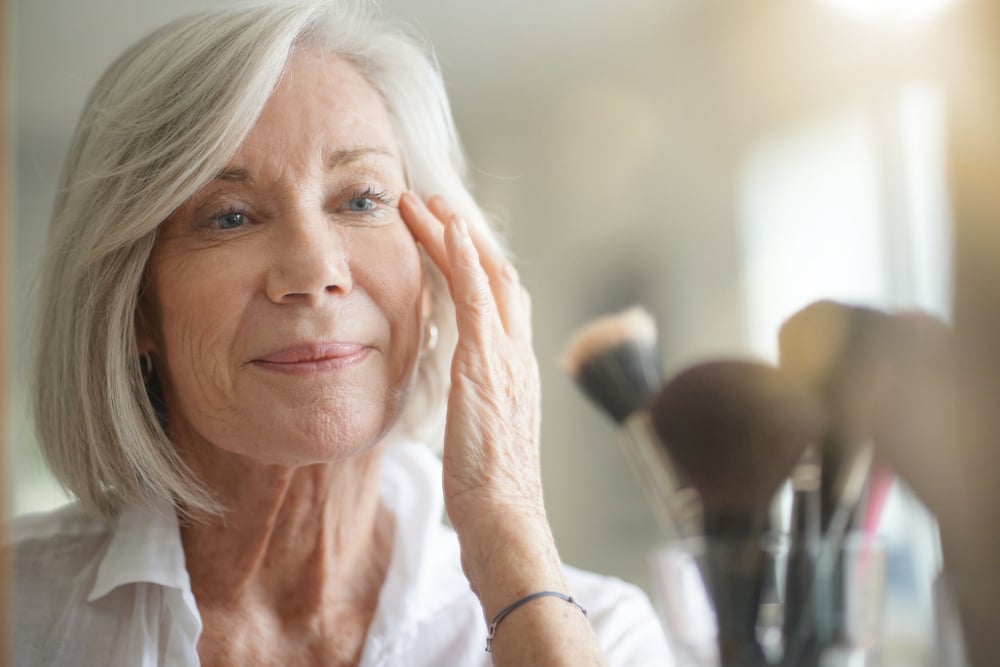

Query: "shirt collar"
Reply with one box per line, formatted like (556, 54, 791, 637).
(88, 496, 191, 602)
(85, 440, 464, 619)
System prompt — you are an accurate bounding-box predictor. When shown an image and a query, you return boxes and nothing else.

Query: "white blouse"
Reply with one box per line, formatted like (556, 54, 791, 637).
(11, 441, 674, 666)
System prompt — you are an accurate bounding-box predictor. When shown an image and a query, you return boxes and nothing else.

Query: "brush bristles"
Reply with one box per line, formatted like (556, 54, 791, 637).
(778, 300, 851, 391)
(562, 307, 662, 423)
(650, 359, 827, 513)
(780, 300, 890, 420)
(561, 306, 658, 375)
(780, 300, 897, 532)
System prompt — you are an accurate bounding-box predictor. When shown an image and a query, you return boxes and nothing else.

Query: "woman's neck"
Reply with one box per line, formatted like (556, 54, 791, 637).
(178, 442, 393, 618)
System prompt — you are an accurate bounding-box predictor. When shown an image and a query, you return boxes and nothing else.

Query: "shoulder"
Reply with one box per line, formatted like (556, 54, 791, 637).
(565, 565, 674, 666)
(9, 503, 116, 659)
(9, 501, 113, 569)
(9, 502, 113, 572)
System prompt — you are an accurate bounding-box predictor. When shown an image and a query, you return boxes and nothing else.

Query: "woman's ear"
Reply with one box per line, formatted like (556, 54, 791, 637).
(134, 297, 158, 356)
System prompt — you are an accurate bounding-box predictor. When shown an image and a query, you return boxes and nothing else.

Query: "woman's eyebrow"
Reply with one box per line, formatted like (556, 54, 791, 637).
(212, 147, 395, 183)
(328, 146, 395, 169)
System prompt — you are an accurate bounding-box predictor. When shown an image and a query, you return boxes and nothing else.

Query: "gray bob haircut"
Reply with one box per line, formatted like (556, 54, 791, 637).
(34, 0, 486, 518)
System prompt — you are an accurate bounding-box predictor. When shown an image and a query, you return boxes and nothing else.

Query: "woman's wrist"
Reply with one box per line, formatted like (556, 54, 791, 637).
(459, 522, 605, 666)
(486, 591, 587, 652)
(454, 510, 568, 618)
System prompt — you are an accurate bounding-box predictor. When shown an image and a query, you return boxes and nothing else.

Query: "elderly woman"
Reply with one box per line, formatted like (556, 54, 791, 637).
(10, 1, 671, 665)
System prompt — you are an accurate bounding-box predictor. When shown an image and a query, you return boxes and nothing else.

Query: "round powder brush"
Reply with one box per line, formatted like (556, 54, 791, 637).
(650, 359, 828, 667)
(650, 360, 826, 528)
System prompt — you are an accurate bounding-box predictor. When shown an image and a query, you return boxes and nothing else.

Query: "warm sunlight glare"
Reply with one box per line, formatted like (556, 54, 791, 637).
(821, 0, 958, 23)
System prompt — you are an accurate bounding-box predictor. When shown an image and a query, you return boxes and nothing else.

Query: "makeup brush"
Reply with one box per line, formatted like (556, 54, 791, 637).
(650, 359, 827, 667)
(780, 444, 822, 666)
(778, 300, 891, 536)
(561, 306, 699, 538)
(562, 306, 661, 423)
(779, 300, 895, 655)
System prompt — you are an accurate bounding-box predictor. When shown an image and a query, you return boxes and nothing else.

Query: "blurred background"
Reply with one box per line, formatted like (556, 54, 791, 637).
(6, 0, 973, 662)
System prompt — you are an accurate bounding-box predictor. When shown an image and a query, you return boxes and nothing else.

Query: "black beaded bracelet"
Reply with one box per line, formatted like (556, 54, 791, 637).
(485, 591, 588, 652)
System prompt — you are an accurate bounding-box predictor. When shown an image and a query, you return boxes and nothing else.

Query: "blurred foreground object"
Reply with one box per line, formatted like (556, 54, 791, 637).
(779, 300, 956, 663)
(766, 290, 1000, 667)
(1, 0, 10, 661)
(788, 2, 1000, 661)
(937, 0, 1000, 663)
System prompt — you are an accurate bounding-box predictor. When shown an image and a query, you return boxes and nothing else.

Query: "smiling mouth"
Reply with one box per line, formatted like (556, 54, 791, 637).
(251, 343, 371, 375)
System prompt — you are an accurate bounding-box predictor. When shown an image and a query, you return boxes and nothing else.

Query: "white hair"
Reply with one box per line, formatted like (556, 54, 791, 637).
(33, 0, 489, 518)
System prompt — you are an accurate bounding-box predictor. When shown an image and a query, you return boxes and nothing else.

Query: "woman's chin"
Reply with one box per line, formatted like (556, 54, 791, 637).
(235, 428, 386, 468)
(167, 384, 410, 468)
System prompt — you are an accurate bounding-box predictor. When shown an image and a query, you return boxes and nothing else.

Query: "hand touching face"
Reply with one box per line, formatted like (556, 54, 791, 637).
(399, 193, 559, 597)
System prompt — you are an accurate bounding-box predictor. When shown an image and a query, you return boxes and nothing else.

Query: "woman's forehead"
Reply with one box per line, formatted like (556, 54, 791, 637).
(229, 50, 402, 172)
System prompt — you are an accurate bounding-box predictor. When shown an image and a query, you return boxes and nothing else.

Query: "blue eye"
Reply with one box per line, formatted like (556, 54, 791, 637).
(211, 210, 247, 230)
(347, 197, 377, 212)
(344, 187, 393, 215)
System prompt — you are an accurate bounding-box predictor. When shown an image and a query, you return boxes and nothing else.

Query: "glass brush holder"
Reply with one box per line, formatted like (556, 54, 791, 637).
(649, 532, 887, 667)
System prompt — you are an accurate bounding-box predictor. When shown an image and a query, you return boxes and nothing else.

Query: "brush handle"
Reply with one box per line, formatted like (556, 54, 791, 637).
(781, 488, 822, 667)
(815, 443, 873, 642)
(618, 419, 678, 536)
(781, 452, 823, 667)
(702, 513, 770, 667)
(622, 412, 703, 539)
(818, 431, 855, 533)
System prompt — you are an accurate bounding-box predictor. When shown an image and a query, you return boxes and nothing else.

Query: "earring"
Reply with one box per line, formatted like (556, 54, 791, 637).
(139, 352, 154, 382)
(422, 321, 439, 354)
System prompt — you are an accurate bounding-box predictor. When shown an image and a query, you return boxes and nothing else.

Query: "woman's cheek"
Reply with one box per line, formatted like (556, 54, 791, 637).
(364, 227, 426, 368)
(153, 250, 252, 413)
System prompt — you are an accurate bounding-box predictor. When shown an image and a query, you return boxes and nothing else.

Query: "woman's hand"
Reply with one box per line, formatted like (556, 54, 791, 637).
(400, 193, 604, 666)
(399, 193, 562, 586)
(399, 193, 547, 545)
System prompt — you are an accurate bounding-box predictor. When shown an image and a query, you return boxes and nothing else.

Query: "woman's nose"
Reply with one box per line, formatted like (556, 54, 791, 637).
(265, 209, 352, 306)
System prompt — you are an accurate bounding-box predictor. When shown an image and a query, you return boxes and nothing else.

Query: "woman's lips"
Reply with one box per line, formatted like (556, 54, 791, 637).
(251, 342, 371, 375)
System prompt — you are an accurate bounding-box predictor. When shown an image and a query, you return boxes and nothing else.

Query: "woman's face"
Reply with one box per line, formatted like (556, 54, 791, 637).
(142, 51, 424, 466)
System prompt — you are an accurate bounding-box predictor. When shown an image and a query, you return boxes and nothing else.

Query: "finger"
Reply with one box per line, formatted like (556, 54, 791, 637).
(444, 213, 502, 345)
(399, 192, 451, 281)
(428, 196, 531, 342)
(403, 192, 531, 343)
(494, 261, 532, 344)
(428, 196, 506, 275)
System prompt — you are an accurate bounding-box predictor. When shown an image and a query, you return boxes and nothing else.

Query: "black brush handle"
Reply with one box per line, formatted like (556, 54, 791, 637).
(704, 544, 768, 666)
(818, 430, 851, 532)
(702, 512, 770, 667)
(781, 486, 821, 667)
